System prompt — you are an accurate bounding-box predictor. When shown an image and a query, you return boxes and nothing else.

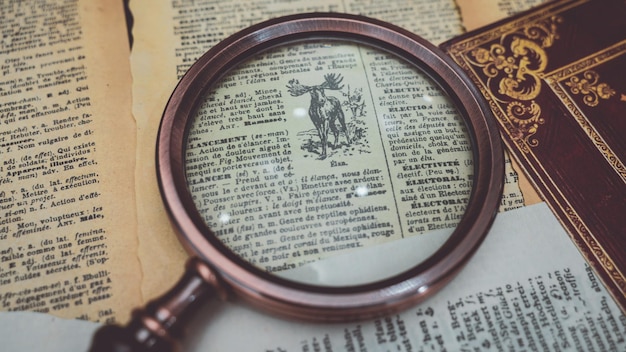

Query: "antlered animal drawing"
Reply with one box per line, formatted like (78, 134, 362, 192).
(287, 73, 351, 159)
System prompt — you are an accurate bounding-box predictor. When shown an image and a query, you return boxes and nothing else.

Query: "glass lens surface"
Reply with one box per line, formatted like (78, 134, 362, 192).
(183, 41, 474, 286)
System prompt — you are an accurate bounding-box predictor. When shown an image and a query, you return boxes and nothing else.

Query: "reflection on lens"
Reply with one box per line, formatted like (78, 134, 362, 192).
(354, 185, 369, 197)
(184, 41, 473, 286)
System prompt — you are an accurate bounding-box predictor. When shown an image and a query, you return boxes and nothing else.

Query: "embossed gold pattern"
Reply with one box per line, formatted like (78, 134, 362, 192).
(565, 70, 617, 107)
(545, 40, 626, 182)
(465, 16, 562, 149)
(565, 207, 626, 293)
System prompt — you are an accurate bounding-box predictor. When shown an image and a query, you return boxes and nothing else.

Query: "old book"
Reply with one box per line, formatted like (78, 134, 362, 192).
(441, 0, 626, 312)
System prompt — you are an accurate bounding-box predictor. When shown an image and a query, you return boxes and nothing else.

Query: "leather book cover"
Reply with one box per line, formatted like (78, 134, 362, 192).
(440, 0, 626, 312)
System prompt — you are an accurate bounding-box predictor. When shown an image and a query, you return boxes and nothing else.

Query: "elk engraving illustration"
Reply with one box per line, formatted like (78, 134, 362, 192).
(287, 73, 351, 159)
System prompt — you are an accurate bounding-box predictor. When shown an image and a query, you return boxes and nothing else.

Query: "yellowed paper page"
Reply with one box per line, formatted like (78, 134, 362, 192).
(456, 0, 545, 31)
(0, 1, 141, 323)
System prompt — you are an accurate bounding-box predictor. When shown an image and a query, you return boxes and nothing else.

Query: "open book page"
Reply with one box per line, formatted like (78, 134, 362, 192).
(130, 0, 525, 302)
(184, 203, 626, 351)
(456, 0, 546, 31)
(0, 1, 141, 323)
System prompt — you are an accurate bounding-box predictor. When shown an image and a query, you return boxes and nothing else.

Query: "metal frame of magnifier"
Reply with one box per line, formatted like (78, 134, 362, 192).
(90, 13, 504, 352)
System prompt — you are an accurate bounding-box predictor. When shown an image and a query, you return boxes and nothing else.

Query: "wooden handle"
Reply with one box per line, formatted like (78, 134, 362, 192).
(89, 258, 225, 352)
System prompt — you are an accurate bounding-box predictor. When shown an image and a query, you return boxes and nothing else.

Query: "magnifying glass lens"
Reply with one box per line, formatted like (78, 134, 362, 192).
(89, 16, 503, 351)
(184, 41, 473, 287)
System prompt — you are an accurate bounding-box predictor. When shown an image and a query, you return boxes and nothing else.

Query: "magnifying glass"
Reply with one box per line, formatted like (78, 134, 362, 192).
(91, 13, 503, 351)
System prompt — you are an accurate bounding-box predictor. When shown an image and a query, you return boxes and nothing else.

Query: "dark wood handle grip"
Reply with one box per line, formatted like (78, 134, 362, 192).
(89, 258, 224, 352)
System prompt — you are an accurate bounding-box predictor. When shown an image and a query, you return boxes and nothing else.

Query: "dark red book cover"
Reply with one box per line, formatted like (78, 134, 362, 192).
(441, 0, 626, 311)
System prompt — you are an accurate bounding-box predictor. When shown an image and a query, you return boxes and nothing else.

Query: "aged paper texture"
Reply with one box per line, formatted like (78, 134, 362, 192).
(456, 0, 545, 31)
(0, 0, 141, 323)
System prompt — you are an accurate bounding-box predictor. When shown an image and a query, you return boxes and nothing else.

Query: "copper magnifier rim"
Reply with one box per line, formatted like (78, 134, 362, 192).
(157, 13, 504, 322)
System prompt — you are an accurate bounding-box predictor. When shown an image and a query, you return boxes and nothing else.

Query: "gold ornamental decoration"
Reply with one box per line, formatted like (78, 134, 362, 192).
(565, 70, 617, 107)
(545, 40, 626, 182)
(464, 15, 563, 150)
